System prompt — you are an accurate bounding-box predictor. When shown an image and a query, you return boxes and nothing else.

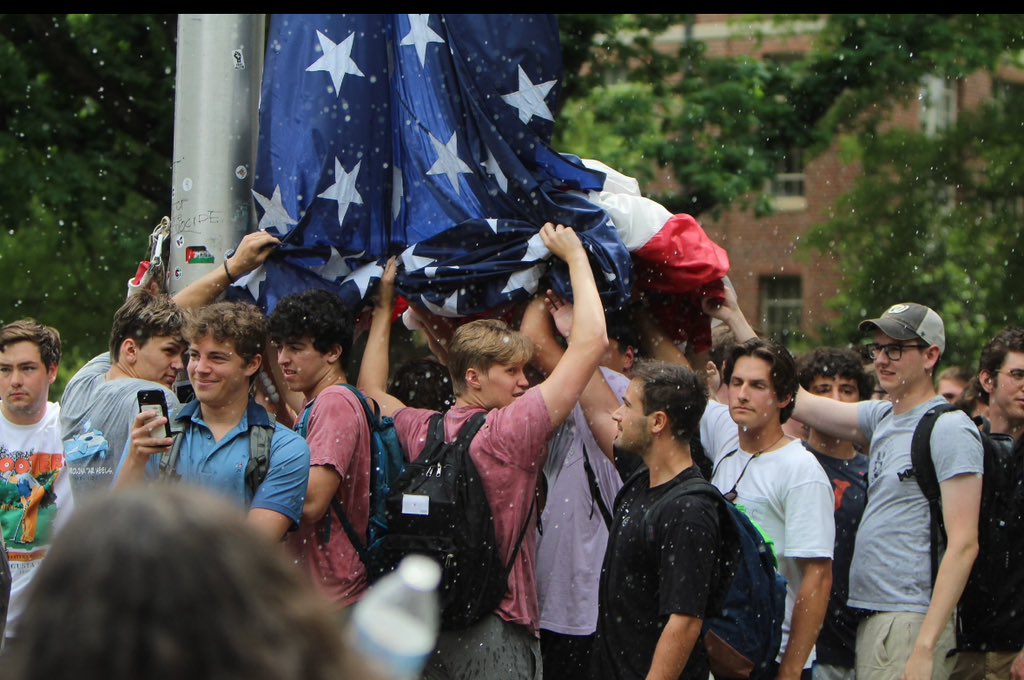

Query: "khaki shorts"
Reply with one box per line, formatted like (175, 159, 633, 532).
(855, 612, 956, 680)
(950, 650, 1017, 680)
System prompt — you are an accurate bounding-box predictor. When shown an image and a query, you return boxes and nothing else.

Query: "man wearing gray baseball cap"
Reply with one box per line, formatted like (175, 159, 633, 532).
(791, 302, 983, 680)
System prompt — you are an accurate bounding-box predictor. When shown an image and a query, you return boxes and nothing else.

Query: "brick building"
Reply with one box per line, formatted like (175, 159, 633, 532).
(657, 15, 1022, 348)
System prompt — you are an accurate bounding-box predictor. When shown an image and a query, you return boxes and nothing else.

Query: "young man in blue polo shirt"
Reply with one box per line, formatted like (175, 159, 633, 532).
(117, 301, 310, 542)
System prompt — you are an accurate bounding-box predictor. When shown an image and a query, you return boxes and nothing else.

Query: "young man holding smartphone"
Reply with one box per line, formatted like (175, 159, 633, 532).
(116, 301, 310, 542)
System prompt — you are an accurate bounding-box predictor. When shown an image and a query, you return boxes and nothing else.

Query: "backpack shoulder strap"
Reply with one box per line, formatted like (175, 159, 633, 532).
(581, 445, 614, 529)
(159, 431, 185, 483)
(911, 402, 958, 586)
(245, 413, 276, 499)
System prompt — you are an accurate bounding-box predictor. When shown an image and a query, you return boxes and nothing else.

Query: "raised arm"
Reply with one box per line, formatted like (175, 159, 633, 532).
(790, 388, 868, 449)
(635, 305, 692, 368)
(520, 291, 619, 460)
(535, 223, 608, 428)
(356, 257, 407, 418)
(701, 280, 757, 344)
(172, 230, 279, 309)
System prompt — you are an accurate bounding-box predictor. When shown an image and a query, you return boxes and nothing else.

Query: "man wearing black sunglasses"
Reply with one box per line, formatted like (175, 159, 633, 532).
(792, 302, 983, 680)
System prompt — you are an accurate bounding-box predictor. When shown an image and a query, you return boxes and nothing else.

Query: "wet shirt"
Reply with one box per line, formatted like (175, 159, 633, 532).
(60, 353, 181, 499)
(285, 386, 371, 610)
(592, 466, 720, 680)
(850, 397, 982, 613)
(393, 386, 553, 635)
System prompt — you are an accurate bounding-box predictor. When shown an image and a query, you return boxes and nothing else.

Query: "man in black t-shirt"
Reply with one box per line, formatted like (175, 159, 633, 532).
(592, 360, 722, 680)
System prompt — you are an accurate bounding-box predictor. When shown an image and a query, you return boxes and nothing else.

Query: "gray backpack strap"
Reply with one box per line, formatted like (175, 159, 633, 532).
(245, 413, 276, 498)
(158, 432, 185, 483)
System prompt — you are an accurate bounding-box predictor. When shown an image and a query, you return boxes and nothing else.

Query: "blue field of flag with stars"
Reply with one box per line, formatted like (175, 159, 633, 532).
(239, 13, 632, 317)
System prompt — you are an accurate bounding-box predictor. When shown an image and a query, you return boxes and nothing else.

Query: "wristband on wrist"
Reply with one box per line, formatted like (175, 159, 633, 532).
(223, 258, 237, 284)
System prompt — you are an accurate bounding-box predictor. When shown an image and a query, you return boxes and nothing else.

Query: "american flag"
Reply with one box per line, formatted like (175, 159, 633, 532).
(238, 13, 633, 317)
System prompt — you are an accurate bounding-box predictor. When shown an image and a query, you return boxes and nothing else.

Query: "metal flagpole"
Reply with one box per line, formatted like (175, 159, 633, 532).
(167, 14, 265, 295)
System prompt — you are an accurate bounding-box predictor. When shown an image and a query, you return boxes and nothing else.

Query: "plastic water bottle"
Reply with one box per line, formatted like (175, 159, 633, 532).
(348, 555, 442, 680)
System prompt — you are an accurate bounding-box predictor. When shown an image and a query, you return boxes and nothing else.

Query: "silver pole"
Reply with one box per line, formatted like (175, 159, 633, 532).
(168, 14, 265, 294)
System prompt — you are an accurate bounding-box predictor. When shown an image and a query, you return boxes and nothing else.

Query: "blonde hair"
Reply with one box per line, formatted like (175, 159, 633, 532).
(447, 319, 533, 395)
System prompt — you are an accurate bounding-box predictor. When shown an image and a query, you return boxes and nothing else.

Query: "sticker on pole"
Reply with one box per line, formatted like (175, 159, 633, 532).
(185, 246, 214, 264)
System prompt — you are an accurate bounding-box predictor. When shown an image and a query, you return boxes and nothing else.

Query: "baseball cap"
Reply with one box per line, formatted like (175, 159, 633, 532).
(859, 303, 945, 354)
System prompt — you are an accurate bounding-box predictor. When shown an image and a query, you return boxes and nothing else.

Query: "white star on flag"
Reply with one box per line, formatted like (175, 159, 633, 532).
(421, 289, 462, 317)
(344, 261, 384, 300)
(483, 147, 508, 193)
(315, 247, 363, 282)
(400, 14, 445, 67)
(318, 158, 363, 225)
(500, 65, 556, 124)
(401, 245, 436, 272)
(501, 232, 550, 294)
(252, 185, 298, 232)
(392, 166, 404, 221)
(426, 132, 472, 195)
(236, 265, 267, 300)
(306, 31, 365, 96)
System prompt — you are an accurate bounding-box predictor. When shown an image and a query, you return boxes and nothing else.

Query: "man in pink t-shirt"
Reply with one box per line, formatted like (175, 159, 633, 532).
(269, 289, 371, 615)
(360, 223, 609, 680)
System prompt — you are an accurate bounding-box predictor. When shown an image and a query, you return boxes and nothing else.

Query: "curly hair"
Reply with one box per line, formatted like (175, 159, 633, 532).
(631, 359, 708, 442)
(723, 338, 799, 424)
(0, 319, 61, 369)
(2, 485, 362, 680)
(268, 289, 354, 359)
(797, 347, 873, 401)
(389, 357, 455, 411)
(978, 327, 1024, 377)
(185, 302, 267, 365)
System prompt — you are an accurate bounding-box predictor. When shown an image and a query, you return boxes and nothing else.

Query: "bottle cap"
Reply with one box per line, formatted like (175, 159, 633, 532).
(398, 555, 441, 592)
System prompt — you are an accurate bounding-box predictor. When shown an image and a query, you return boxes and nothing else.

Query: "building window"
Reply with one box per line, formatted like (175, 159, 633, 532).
(759, 275, 802, 345)
(919, 75, 956, 136)
(770, 149, 807, 211)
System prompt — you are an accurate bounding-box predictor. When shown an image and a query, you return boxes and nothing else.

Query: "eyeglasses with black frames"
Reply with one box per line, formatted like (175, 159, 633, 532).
(864, 342, 927, 362)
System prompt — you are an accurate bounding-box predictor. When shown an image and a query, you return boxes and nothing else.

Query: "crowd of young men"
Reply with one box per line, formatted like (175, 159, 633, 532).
(1, 222, 1023, 680)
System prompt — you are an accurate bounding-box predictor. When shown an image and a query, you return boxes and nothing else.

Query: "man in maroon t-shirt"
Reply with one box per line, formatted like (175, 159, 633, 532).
(359, 222, 608, 680)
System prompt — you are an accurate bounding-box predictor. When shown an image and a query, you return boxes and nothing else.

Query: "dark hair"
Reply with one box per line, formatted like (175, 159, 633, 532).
(630, 359, 708, 442)
(723, 338, 799, 424)
(388, 357, 455, 411)
(797, 347, 872, 401)
(185, 302, 267, 365)
(978, 327, 1024, 379)
(955, 374, 987, 411)
(0, 319, 62, 370)
(268, 289, 354, 358)
(2, 485, 360, 680)
(109, 291, 187, 360)
(710, 324, 738, 372)
(605, 309, 641, 357)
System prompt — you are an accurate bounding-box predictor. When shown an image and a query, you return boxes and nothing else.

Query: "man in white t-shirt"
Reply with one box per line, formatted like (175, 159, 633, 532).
(710, 337, 834, 680)
(0, 319, 73, 643)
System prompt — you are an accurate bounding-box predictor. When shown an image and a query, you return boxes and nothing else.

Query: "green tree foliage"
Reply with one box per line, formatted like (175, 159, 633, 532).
(0, 14, 176, 390)
(558, 14, 1024, 365)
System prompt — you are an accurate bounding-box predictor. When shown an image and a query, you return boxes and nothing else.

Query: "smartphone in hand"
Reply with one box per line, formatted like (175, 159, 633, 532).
(137, 389, 171, 438)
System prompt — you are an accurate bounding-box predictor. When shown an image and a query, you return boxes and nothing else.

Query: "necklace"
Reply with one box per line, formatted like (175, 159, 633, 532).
(722, 433, 788, 503)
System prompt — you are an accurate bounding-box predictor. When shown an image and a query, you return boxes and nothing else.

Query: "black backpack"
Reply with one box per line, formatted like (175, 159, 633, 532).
(910, 403, 1019, 647)
(640, 473, 787, 680)
(370, 411, 536, 630)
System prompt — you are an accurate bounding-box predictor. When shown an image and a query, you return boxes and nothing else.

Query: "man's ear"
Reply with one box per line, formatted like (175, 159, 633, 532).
(923, 346, 942, 372)
(623, 346, 637, 372)
(464, 367, 482, 391)
(244, 353, 263, 378)
(46, 363, 59, 386)
(649, 410, 669, 436)
(119, 338, 139, 366)
(324, 343, 343, 365)
(980, 370, 996, 396)
(777, 392, 794, 411)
